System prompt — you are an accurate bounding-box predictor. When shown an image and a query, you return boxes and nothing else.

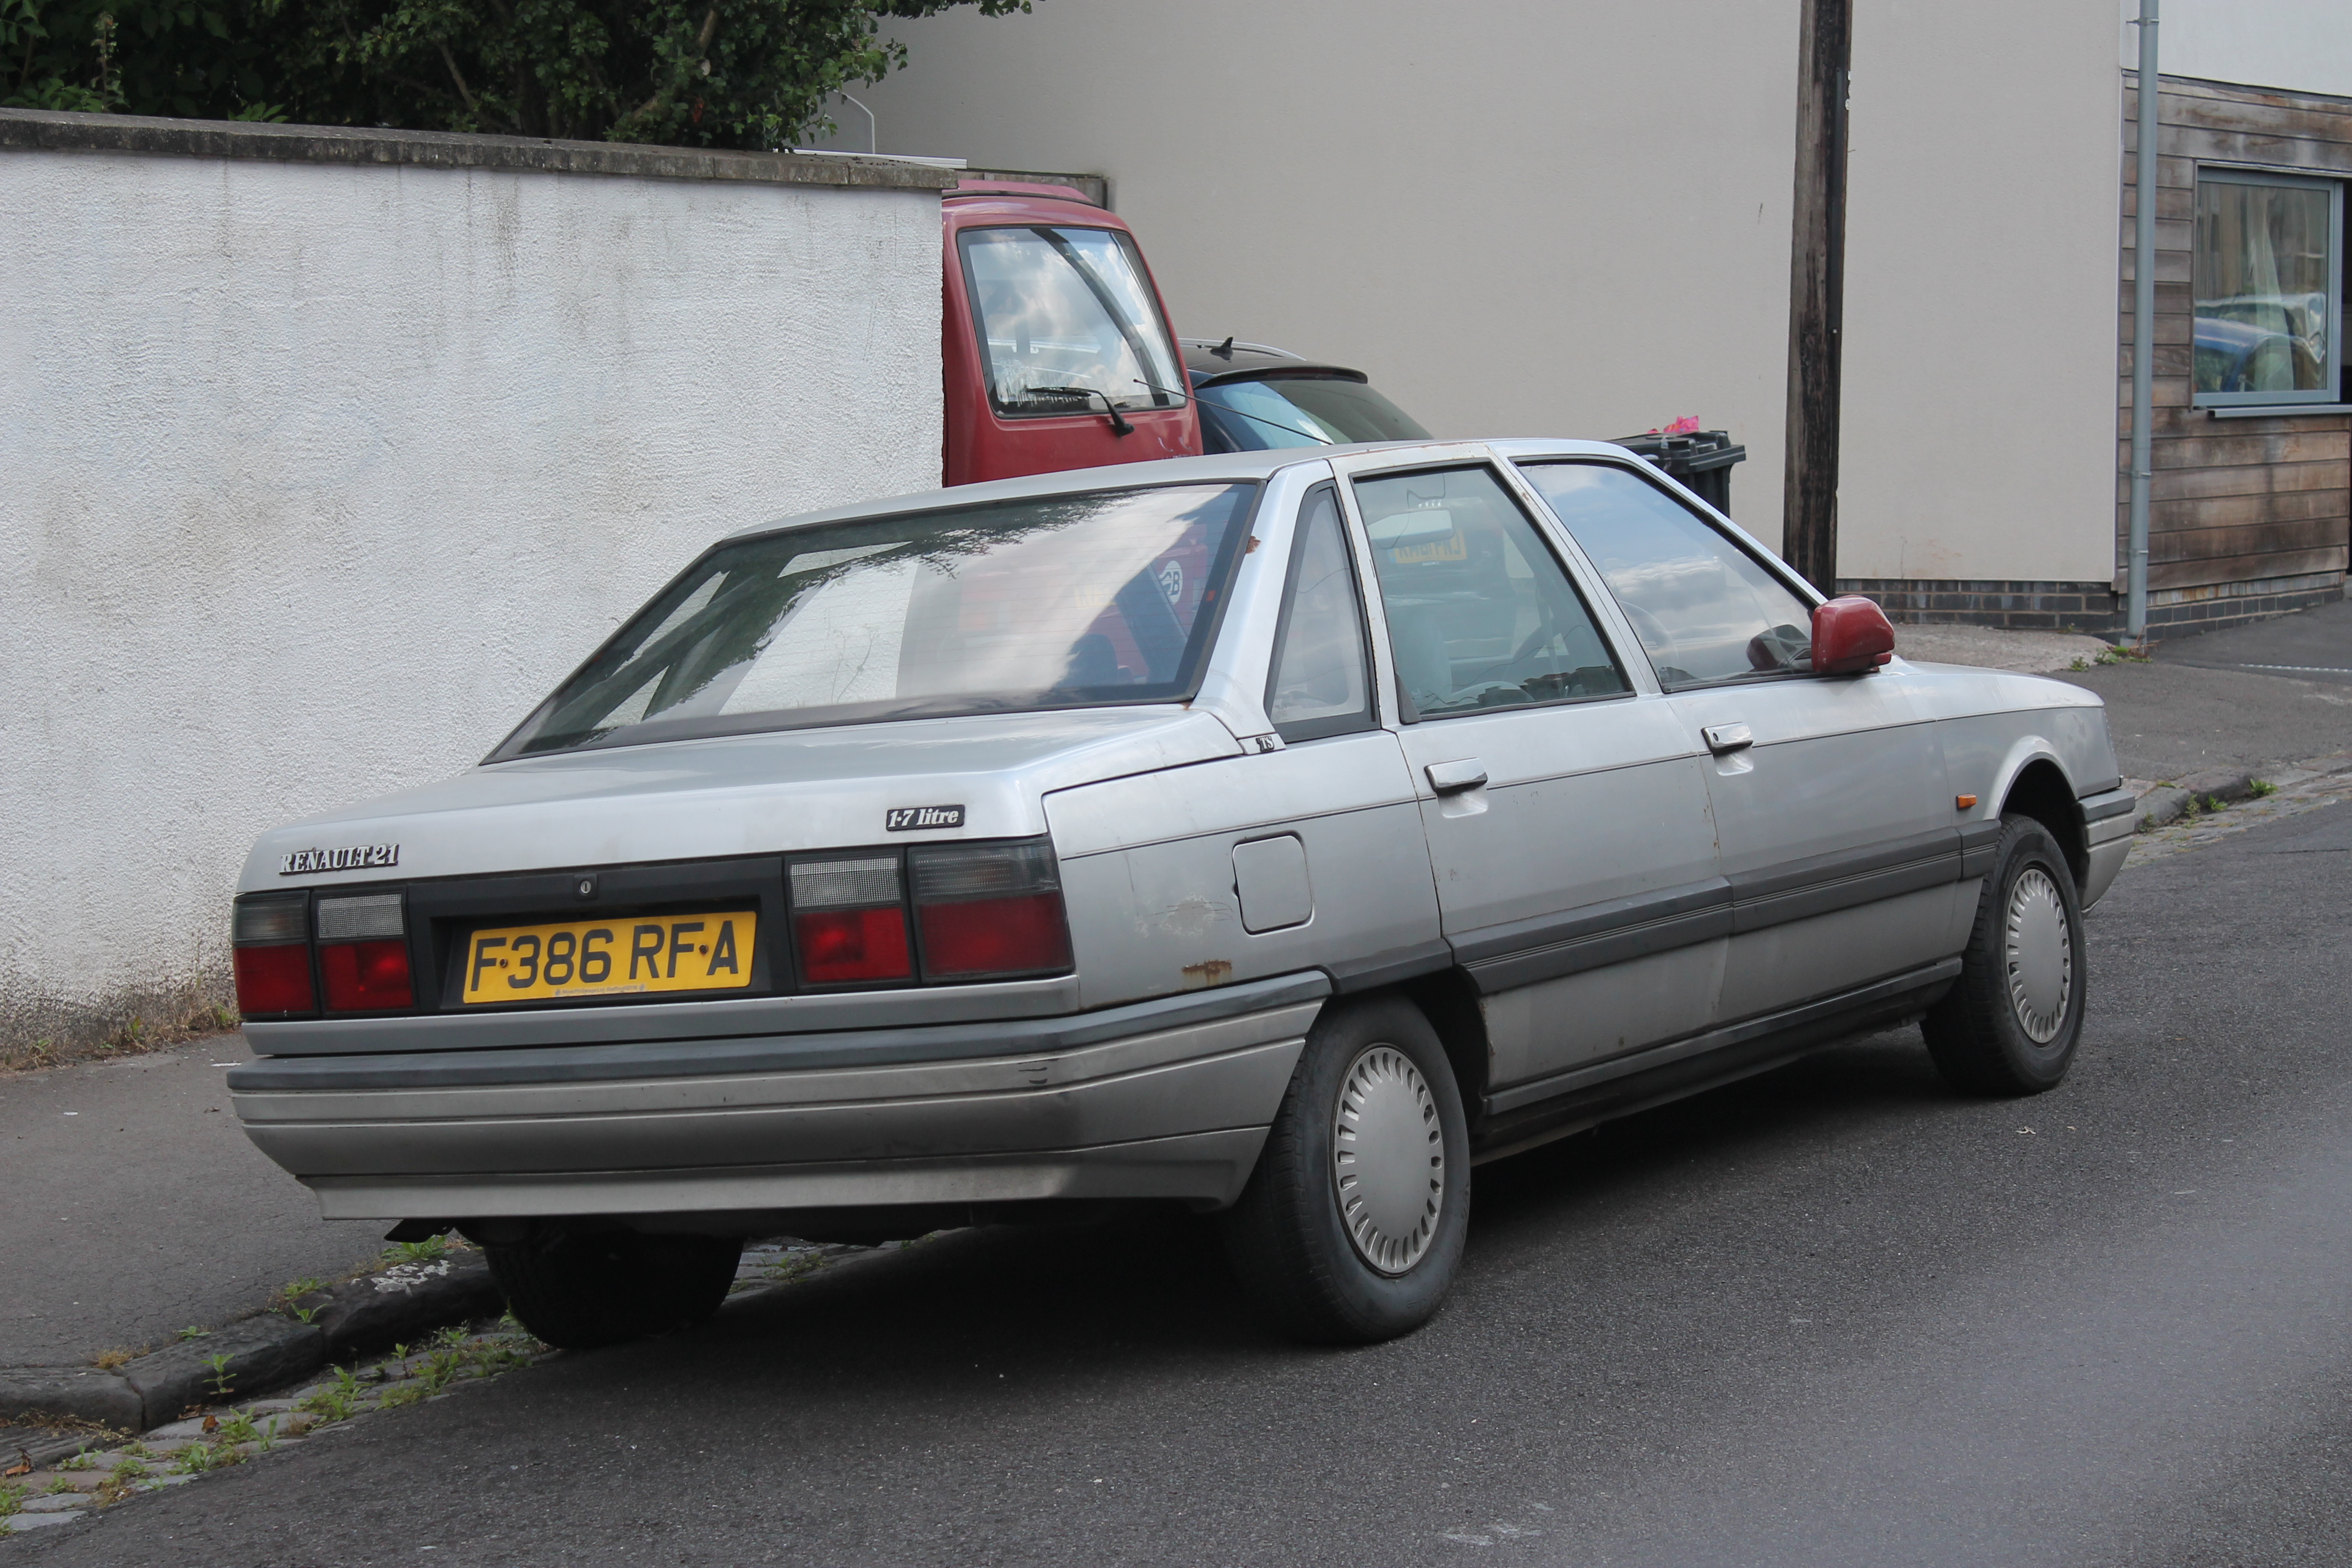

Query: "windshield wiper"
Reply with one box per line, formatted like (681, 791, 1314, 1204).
(1034, 385, 1135, 436)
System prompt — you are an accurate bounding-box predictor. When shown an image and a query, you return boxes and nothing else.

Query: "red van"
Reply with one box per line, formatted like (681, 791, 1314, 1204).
(942, 181, 1202, 485)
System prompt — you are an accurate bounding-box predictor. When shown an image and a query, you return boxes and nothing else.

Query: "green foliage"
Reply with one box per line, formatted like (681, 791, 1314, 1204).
(4, 0, 1023, 148)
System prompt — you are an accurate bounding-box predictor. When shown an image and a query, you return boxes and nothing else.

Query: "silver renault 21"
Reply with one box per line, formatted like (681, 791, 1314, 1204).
(227, 440, 2133, 1348)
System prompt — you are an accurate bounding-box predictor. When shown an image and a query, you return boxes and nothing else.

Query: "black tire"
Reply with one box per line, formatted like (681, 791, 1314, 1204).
(1923, 814, 2088, 1096)
(486, 1231, 742, 1351)
(1217, 997, 1471, 1344)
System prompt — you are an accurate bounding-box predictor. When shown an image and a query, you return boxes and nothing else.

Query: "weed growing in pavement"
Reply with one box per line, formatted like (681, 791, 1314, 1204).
(91, 1347, 133, 1370)
(0, 1481, 25, 1519)
(175, 1326, 208, 1342)
(4, 1039, 63, 1072)
(386, 1237, 451, 1267)
(202, 1352, 236, 1400)
(297, 1366, 366, 1425)
(764, 1249, 826, 1285)
(2248, 778, 2278, 798)
(277, 1277, 325, 1304)
(378, 1384, 426, 1410)
(2095, 643, 2151, 666)
(214, 1411, 261, 1445)
(171, 1441, 239, 1477)
(43, 1474, 75, 1495)
(55, 1452, 94, 1472)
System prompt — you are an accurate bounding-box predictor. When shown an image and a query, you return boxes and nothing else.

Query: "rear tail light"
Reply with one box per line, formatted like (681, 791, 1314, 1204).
(232, 894, 314, 1016)
(791, 857, 913, 984)
(911, 842, 1072, 980)
(317, 894, 412, 1011)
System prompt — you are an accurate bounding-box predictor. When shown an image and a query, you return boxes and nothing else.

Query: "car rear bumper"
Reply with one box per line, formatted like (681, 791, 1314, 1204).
(227, 974, 1326, 1221)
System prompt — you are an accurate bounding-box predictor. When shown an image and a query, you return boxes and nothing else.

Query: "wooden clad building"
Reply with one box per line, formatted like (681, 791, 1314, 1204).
(2116, 72, 2351, 634)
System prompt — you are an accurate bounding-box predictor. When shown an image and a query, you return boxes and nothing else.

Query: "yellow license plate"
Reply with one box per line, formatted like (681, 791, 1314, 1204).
(461, 910, 758, 1004)
(1388, 531, 1468, 564)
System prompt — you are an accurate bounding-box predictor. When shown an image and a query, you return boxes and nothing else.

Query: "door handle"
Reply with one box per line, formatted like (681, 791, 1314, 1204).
(1702, 722, 1753, 755)
(1426, 759, 1489, 794)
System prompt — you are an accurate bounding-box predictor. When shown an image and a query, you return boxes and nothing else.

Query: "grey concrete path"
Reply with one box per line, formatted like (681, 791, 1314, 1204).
(0, 1035, 378, 1368)
(2055, 598, 2352, 782)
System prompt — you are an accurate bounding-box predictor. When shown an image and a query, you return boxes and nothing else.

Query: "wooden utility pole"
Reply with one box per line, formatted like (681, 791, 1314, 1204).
(1782, 0, 1852, 592)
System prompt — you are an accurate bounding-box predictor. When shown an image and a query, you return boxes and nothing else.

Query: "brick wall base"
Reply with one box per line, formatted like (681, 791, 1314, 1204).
(1834, 576, 2346, 641)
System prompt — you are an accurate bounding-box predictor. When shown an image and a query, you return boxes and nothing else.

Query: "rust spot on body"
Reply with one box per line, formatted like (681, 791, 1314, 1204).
(1180, 959, 1234, 988)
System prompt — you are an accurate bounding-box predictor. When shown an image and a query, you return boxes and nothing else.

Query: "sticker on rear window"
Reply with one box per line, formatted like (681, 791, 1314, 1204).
(886, 805, 965, 831)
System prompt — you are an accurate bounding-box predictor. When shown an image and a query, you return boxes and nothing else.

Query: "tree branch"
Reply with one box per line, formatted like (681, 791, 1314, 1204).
(438, 41, 478, 117)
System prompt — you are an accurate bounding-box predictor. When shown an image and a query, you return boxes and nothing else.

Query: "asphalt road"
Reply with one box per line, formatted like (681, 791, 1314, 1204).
(11, 791, 2347, 1564)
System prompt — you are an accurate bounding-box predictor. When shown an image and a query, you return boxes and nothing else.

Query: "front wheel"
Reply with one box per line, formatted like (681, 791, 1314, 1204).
(486, 1231, 742, 1351)
(1923, 814, 2088, 1095)
(1217, 997, 1471, 1343)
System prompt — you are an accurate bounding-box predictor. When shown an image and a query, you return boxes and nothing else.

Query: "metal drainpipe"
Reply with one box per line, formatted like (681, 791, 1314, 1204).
(2127, 0, 2160, 643)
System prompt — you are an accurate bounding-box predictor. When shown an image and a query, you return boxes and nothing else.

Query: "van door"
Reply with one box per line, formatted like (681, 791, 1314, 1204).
(1339, 460, 1728, 1097)
(1515, 460, 1967, 1026)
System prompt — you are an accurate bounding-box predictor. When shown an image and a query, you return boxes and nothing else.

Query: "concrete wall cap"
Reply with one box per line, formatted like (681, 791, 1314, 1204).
(0, 106, 960, 189)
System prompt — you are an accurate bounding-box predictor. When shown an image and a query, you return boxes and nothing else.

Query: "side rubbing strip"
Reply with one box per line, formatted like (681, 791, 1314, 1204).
(1452, 830, 1981, 992)
(1456, 880, 1732, 996)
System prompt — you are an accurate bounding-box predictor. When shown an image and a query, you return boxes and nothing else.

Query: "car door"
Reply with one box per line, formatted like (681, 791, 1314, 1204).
(1333, 454, 1728, 1097)
(1515, 460, 1969, 1026)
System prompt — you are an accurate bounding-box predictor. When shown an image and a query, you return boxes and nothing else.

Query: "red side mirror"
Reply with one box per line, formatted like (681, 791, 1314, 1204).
(1811, 595, 1895, 674)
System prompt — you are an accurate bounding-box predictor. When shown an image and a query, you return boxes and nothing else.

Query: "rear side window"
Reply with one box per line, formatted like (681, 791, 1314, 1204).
(1265, 484, 1373, 742)
(1518, 462, 1816, 689)
(1351, 465, 1627, 721)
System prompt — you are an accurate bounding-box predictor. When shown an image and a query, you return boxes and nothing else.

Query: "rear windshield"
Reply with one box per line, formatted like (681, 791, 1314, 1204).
(491, 484, 1256, 759)
(1196, 375, 1431, 452)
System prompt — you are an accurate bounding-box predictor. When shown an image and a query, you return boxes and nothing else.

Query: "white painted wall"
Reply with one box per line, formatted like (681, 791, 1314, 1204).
(841, 0, 1802, 549)
(0, 149, 941, 1034)
(1837, 1, 2124, 582)
(2118, 0, 2352, 100)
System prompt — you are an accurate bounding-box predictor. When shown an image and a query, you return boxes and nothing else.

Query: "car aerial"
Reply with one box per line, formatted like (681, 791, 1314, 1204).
(226, 439, 2133, 1350)
(1182, 337, 1433, 453)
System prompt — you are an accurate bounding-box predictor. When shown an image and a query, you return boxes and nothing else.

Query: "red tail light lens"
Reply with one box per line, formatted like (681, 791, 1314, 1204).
(233, 944, 315, 1016)
(912, 842, 1072, 980)
(321, 939, 414, 1011)
(316, 893, 413, 1012)
(232, 893, 314, 1016)
(791, 858, 913, 984)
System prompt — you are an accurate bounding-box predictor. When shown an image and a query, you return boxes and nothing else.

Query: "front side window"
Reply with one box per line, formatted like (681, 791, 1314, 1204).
(961, 226, 1187, 416)
(1265, 484, 1373, 741)
(1352, 465, 1627, 720)
(493, 484, 1254, 759)
(1518, 462, 1815, 689)
(2193, 170, 2342, 406)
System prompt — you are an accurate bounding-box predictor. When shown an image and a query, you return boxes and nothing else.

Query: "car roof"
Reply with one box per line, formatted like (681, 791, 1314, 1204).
(1179, 337, 1369, 386)
(722, 440, 1642, 543)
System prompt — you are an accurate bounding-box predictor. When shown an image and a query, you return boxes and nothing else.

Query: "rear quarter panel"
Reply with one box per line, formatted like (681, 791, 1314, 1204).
(1047, 732, 1439, 1010)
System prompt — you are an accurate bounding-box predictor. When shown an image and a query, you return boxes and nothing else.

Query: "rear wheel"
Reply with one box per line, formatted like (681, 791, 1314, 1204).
(1923, 814, 2087, 1095)
(486, 1231, 742, 1350)
(1217, 997, 1470, 1343)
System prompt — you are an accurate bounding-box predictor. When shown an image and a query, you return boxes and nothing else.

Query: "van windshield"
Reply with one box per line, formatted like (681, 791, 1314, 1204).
(961, 226, 1187, 415)
(492, 484, 1256, 759)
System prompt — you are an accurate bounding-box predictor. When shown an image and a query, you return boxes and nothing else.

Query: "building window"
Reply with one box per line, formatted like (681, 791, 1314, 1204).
(2192, 168, 2344, 407)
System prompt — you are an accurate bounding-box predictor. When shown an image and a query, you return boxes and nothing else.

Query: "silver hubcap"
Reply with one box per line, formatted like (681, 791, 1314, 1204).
(2004, 867, 2073, 1044)
(1332, 1044, 1445, 1275)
